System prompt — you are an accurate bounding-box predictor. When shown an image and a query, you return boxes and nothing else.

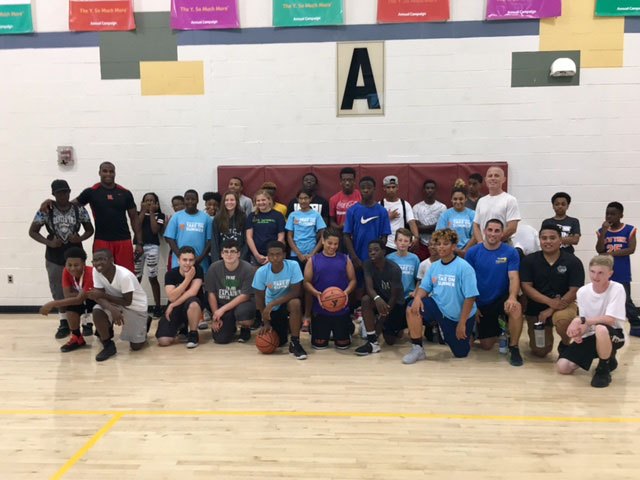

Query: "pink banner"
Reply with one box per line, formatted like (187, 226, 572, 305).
(486, 0, 561, 20)
(171, 0, 239, 30)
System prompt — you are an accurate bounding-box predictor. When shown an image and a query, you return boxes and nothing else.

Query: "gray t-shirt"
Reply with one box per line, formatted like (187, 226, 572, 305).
(543, 216, 581, 254)
(205, 259, 254, 305)
(363, 259, 404, 306)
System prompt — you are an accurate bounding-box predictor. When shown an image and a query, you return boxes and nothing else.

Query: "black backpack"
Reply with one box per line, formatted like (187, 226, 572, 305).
(380, 198, 408, 229)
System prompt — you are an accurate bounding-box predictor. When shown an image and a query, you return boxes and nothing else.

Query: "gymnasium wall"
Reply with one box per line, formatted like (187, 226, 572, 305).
(1, 0, 639, 306)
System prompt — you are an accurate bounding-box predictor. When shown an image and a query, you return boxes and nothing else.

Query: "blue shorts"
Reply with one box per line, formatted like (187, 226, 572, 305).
(408, 297, 476, 358)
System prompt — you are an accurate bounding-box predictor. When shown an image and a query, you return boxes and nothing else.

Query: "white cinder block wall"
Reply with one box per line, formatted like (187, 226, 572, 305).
(1, 0, 638, 305)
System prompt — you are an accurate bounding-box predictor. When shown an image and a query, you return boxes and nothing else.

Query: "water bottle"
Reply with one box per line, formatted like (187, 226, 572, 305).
(499, 330, 508, 354)
(534, 322, 546, 348)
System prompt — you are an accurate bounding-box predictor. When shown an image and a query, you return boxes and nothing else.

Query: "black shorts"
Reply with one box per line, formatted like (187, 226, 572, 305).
(211, 300, 256, 344)
(66, 299, 96, 315)
(155, 297, 203, 339)
(381, 303, 407, 337)
(311, 314, 351, 349)
(269, 305, 290, 347)
(559, 326, 625, 370)
(477, 292, 509, 340)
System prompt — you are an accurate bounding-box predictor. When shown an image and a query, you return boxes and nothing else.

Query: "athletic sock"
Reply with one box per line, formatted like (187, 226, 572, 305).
(366, 331, 378, 343)
(291, 335, 300, 344)
(411, 337, 423, 347)
(59, 313, 68, 327)
(509, 345, 519, 351)
(71, 329, 81, 337)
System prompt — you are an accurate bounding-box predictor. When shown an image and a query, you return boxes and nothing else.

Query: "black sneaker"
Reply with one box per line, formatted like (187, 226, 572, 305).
(237, 327, 251, 343)
(250, 318, 263, 331)
(55, 324, 70, 339)
(187, 330, 199, 349)
(509, 346, 523, 367)
(82, 323, 94, 337)
(289, 341, 307, 360)
(60, 334, 86, 352)
(591, 365, 611, 388)
(96, 341, 117, 362)
(355, 341, 380, 356)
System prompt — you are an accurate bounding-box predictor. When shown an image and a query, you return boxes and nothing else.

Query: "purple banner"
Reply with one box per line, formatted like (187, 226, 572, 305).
(171, 0, 239, 30)
(486, 0, 561, 20)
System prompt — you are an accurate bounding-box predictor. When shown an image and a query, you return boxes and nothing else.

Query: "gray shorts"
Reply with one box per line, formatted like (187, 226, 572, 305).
(93, 304, 148, 343)
(45, 260, 64, 301)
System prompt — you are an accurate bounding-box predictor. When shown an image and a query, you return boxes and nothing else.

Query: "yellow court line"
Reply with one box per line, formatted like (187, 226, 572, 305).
(49, 414, 123, 480)
(1, 409, 640, 424)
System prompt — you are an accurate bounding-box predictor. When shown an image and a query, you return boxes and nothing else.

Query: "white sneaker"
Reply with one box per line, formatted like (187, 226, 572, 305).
(402, 344, 426, 364)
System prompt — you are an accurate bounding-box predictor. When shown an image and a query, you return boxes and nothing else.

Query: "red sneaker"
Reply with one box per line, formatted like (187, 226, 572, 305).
(60, 334, 86, 353)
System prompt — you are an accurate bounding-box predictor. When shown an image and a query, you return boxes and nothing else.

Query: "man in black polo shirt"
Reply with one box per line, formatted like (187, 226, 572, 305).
(43, 162, 142, 273)
(287, 172, 330, 224)
(520, 221, 584, 358)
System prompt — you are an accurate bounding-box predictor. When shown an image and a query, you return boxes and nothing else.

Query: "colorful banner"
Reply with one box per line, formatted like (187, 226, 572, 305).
(596, 0, 640, 16)
(377, 0, 449, 23)
(171, 0, 239, 30)
(273, 0, 343, 27)
(69, 0, 136, 31)
(486, 0, 561, 20)
(0, 1, 33, 34)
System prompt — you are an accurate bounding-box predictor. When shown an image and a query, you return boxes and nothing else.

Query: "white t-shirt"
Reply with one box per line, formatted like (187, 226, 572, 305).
(413, 200, 446, 246)
(239, 195, 253, 217)
(512, 223, 541, 256)
(417, 258, 432, 280)
(577, 281, 626, 338)
(474, 192, 521, 239)
(380, 198, 415, 250)
(93, 265, 148, 313)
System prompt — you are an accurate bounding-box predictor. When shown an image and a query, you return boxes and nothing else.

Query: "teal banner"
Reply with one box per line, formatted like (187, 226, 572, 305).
(596, 0, 640, 16)
(0, 2, 33, 35)
(273, 1, 343, 27)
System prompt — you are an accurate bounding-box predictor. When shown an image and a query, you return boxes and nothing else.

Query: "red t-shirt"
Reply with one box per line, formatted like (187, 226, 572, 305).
(62, 266, 94, 292)
(329, 190, 362, 226)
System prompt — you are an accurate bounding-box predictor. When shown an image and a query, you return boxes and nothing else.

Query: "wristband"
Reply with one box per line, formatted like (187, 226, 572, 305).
(374, 295, 381, 301)
(580, 316, 586, 325)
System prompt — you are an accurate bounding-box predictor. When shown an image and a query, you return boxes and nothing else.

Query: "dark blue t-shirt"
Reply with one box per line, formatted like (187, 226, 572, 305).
(247, 210, 286, 256)
(465, 243, 520, 306)
(343, 203, 391, 262)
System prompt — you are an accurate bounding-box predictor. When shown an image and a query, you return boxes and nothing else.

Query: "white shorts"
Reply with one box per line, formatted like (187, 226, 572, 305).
(135, 244, 160, 278)
(93, 304, 148, 343)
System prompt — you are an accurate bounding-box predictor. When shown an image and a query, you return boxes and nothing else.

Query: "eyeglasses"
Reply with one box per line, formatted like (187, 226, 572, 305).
(221, 250, 239, 256)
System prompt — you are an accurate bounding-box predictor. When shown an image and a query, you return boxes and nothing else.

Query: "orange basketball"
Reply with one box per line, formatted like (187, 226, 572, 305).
(255, 330, 280, 354)
(320, 287, 348, 313)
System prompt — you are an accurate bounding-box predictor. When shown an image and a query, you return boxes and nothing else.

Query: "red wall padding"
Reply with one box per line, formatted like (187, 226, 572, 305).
(218, 163, 508, 208)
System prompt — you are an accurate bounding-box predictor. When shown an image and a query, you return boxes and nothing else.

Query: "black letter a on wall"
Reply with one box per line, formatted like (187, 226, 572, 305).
(340, 48, 380, 110)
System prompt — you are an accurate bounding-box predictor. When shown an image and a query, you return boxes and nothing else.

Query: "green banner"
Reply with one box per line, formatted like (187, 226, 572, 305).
(0, 2, 33, 34)
(273, 1, 343, 27)
(596, 0, 640, 16)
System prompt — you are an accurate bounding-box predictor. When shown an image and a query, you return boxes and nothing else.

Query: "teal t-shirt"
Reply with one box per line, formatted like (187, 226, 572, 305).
(252, 260, 304, 311)
(285, 209, 326, 257)
(436, 208, 476, 249)
(387, 251, 420, 299)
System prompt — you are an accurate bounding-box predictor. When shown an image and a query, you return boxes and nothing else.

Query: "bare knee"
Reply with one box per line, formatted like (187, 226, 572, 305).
(556, 359, 576, 375)
(130, 342, 145, 351)
(157, 337, 174, 347)
(479, 338, 496, 350)
(188, 302, 202, 314)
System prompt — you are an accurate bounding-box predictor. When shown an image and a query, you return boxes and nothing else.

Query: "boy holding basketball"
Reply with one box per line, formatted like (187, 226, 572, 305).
(252, 241, 307, 360)
(304, 228, 357, 350)
(355, 239, 405, 355)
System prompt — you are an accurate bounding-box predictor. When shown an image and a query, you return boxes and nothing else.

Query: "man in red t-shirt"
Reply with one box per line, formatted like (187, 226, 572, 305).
(39, 247, 95, 352)
(329, 167, 362, 231)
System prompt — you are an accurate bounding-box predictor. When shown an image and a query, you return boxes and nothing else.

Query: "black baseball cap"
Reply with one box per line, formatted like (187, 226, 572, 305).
(51, 179, 70, 194)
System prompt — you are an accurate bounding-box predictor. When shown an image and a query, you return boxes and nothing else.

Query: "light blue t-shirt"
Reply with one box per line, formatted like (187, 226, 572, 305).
(436, 208, 476, 249)
(285, 209, 326, 257)
(164, 210, 213, 273)
(387, 252, 420, 299)
(465, 243, 519, 307)
(252, 259, 304, 311)
(419, 256, 478, 321)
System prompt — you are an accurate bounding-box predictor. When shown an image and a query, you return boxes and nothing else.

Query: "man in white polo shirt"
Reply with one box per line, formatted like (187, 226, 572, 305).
(473, 166, 521, 244)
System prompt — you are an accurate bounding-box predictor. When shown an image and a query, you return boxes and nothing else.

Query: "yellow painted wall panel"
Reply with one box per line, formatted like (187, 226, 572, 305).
(540, 0, 624, 68)
(140, 61, 204, 96)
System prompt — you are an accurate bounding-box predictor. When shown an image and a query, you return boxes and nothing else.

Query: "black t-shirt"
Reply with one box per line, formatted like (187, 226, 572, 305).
(77, 183, 136, 241)
(543, 216, 581, 254)
(520, 250, 585, 315)
(363, 259, 404, 306)
(141, 212, 166, 245)
(287, 194, 329, 222)
(164, 265, 205, 304)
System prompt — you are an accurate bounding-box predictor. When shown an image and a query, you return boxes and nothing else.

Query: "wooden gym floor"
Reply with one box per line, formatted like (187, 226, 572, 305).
(1, 315, 639, 480)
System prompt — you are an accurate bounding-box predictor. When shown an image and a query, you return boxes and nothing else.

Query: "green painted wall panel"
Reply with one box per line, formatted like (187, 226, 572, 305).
(511, 51, 580, 88)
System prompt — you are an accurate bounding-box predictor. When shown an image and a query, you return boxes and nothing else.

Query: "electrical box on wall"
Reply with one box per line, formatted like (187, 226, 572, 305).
(57, 146, 74, 166)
